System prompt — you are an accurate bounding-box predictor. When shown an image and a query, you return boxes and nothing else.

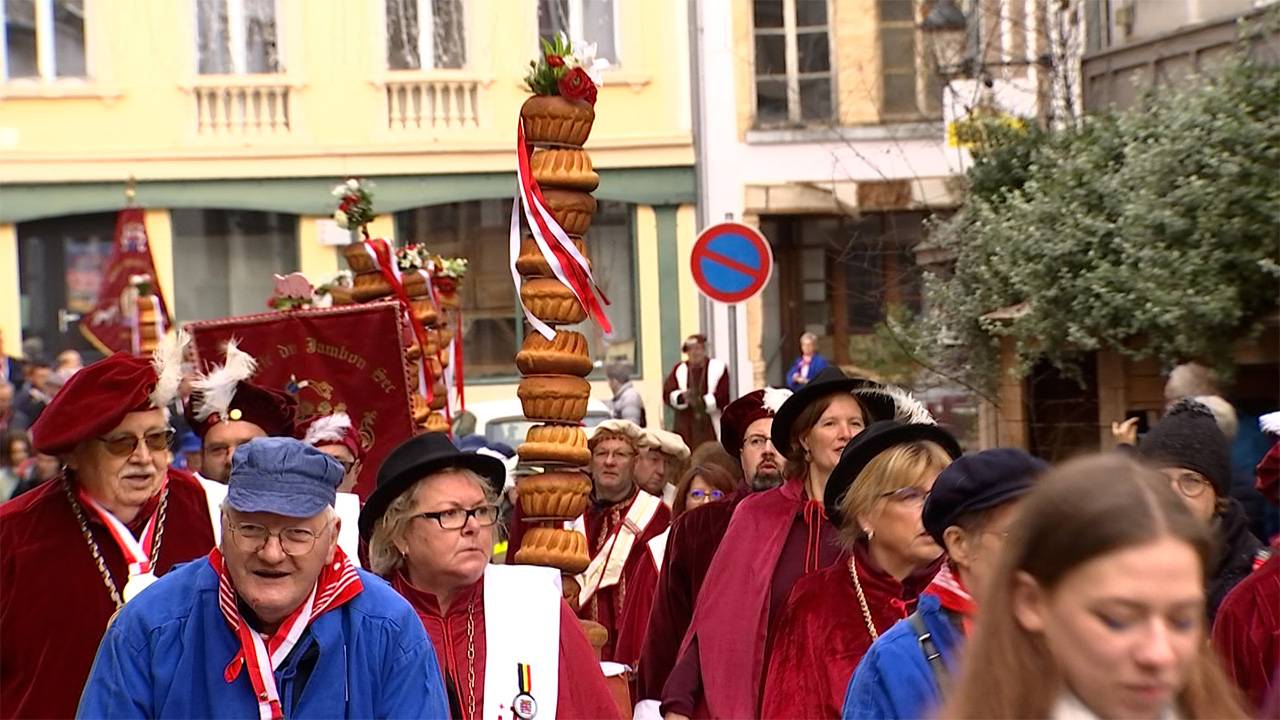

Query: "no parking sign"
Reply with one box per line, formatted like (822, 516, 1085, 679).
(690, 222, 773, 304)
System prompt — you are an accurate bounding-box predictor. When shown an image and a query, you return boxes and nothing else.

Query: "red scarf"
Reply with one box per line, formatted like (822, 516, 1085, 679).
(210, 546, 363, 720)
(924, 562, 976, 635)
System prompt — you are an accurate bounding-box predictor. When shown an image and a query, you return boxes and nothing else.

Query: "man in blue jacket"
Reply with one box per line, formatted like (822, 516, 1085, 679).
(79, 437, 450, 719)
(842, 449, 1048, 719)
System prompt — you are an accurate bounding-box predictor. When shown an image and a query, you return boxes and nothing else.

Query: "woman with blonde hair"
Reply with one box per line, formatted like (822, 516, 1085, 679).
(761, 418, 961, 718)
(941, 454, 1248, 720)
(360, 433, 618, 720)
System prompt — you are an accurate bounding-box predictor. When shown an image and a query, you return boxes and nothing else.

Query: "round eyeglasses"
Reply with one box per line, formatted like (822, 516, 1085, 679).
(1170, 471, 1213, 499)
(412, 505, 500, 530)
(689, 489, 725, 501)
(227, 522, 325, 556)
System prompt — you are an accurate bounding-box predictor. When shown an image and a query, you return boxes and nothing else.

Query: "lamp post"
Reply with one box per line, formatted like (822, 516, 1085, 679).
(920, 0, 971, 80)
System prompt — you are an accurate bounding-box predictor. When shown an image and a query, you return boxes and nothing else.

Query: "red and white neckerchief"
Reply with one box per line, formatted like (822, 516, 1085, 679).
(76, 481, 167, 602)
(211, 546, 363, 720)
(925, 562, 977, 635)
(508, 119, 611, 341)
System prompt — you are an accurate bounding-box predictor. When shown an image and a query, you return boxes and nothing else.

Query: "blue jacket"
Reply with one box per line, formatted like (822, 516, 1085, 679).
(842, 594, 962, 720)
(78, 558, 450, 719)
(786, 354, 831, 391)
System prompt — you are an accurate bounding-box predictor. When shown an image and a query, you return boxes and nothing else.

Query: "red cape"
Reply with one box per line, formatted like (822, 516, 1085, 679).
(391, 571, 619, 719)
(671, 477, 840, 718)
(611, 529, 661, 672)
(579, 492, 671, 661)
(0, 470, 215, 719)
(1212, 550, 1280, 712)
(760, 543, 940, 719)
(630, 490, 746, 701)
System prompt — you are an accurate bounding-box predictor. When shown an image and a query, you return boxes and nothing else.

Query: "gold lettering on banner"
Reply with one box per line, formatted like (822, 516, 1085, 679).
(304, 338, 369, 370)
(371, 368, 395, 394)
(278, 344, 297, 358)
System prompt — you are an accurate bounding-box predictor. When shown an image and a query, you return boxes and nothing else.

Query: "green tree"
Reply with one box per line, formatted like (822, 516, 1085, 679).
(911, 55, 1280, 392)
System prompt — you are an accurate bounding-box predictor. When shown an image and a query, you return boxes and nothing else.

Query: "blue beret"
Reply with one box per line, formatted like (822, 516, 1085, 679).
(922, 448, 1049, 546)
(227, 437, 342, 518)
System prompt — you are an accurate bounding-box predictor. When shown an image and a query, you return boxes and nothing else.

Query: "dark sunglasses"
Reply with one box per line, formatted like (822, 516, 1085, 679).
(97, 429, 175, 457)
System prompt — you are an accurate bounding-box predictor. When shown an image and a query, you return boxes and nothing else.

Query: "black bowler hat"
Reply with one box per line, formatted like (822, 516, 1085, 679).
(359, 432, 506, 541)
(823, 420, 963, 525)
(770, 367, 883, 457)
(921, 448, 1048, 546)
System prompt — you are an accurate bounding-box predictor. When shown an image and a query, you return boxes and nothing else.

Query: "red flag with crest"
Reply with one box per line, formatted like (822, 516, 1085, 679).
(79, 207, 171, 355)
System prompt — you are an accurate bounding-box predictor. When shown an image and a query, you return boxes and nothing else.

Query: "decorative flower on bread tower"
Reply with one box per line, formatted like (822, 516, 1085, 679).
(328, 180, 447, 436)
(511, 34, 610, 652)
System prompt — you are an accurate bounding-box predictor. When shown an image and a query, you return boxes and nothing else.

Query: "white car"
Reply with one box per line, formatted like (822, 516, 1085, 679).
(465, 397, 613, 448)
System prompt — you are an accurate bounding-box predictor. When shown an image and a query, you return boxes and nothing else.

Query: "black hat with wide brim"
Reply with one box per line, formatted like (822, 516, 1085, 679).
(823, 420, 963, 526)
(359, 432, 506, 541)
(770, 367, 890, 457)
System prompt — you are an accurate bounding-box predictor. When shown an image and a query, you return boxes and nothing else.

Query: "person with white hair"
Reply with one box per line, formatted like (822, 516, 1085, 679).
(634, 428, 691, 505)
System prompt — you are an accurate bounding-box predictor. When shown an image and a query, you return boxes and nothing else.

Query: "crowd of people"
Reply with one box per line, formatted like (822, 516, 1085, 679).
(0, 328, 1276, 719)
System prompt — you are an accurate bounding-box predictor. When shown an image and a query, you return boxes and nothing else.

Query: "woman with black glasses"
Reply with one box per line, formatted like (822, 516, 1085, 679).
(359, 432, 618, 720)
(761, 418, 961, 719)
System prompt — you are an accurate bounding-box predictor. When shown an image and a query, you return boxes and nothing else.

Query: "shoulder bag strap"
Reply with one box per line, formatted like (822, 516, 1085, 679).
(908, 610, 951, 691)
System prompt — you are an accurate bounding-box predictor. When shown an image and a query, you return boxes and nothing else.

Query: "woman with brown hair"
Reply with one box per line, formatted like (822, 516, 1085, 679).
(663, 368, 911, 719)
(941, 454, 1248, 720)
(761, 419, 961, 718)
(671, 460, 739, 518)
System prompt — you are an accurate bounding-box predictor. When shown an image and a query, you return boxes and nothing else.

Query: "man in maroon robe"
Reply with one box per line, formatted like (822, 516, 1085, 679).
(572, 420, 671, 662)
(626, 388, 790, 715)
(0, 347, 215, 718)
(661, 335, 730, 451)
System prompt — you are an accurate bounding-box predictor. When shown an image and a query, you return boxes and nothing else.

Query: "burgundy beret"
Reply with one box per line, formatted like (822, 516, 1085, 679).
(720, 388, 791, 458)
(31, 353, 159, 455)
(186, 381, 298, 440)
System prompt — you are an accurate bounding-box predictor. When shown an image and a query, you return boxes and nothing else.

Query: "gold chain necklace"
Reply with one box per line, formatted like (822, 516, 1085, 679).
(848, 554, 879, 642)
(465, 594, 477, 720)
(64, 477, 169, 609)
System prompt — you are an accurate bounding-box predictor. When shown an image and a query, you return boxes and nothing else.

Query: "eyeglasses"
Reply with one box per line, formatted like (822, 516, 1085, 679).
(412, 505, 500, 530)
(592, 449, 635, 462)
(689, 489, 725, 501)
(228, 522, 325, 556)
(881, 487, 930, 506)
(1170, 472, 1213, 499)
(97, 429, 175, 457)
(743, 435, 772, 450)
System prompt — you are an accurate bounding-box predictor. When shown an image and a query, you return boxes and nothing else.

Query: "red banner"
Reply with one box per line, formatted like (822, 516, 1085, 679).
(186, 301, 417, 500)
(80, 207, 172, 355)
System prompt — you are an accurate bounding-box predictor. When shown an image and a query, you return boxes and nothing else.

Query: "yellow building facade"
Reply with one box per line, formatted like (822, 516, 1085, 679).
(0, 0, 698, 422)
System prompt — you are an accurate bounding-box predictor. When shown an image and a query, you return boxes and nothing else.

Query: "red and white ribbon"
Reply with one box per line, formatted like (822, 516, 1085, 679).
(77, 483, 165, 597)
(213, 547, 362, 720)
(510, 119, 611, 340)
(361, 240, 435, 406)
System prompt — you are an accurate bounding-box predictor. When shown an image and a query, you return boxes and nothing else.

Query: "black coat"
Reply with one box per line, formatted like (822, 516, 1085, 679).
(1207, 498, 1266, 621)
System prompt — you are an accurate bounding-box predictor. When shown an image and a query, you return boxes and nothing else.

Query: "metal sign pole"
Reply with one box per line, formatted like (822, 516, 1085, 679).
(723, 212, 739, 399)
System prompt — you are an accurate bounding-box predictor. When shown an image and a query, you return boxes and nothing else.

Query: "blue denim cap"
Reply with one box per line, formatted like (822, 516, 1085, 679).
(227, 437, 343, 518)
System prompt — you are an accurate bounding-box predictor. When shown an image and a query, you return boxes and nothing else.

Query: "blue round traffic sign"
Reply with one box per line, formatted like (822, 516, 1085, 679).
(690, 222, 774, 304)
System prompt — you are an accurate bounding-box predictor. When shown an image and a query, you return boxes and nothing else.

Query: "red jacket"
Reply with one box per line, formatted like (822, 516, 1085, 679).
(761, 542, 941, 720)
(1213, 550, 1279, 713)
(0, 470, 214, 719)
(391, 571, 619, 720)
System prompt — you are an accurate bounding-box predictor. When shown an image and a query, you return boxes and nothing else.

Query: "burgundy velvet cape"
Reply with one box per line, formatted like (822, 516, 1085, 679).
(1212, 550, 1280, 712)
(665, 476, 841, 718)
(629, 488, 747, 702)
(0, 470, 215, 719)
(760, 542, 941, 719)
(391, 572, 619, 719)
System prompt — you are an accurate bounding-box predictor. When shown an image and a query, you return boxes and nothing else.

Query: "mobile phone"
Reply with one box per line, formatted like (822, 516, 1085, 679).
(1124, 410, 1150, 437)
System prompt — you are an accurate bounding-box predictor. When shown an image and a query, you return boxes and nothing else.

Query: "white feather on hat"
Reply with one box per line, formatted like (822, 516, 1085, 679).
(149, 329, 189, 410)
(853, 385, 935, 425)
(192, 339, 258, 423)
(303, 412, 353, 446)
(762, 387, 792, 415)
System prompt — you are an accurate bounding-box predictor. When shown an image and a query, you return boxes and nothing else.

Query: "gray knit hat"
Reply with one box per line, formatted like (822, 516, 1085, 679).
(1138, 399, 1232, 496)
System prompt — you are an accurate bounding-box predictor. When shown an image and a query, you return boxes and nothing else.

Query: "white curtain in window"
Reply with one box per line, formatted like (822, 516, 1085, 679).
(243, 0, 279, 73)
(196, 0, 232, 74)
(385, 0, 420, 69)
(386, 0, 464, 70)
(431, 0, 464, 68)
(580, 0, 614, 64)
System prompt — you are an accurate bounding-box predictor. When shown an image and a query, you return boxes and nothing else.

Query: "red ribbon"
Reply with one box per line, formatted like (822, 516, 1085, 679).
(515, 121, 612, 334)
(364, 239, 435, 407)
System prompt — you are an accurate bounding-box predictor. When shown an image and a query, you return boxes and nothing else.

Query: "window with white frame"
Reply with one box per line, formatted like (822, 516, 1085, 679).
(1, 0, 87, 81)
(195, 0, 280, 75)
(537, 0, 616, 65)
(386, 0, 465, 70)
(752, 0, 833, 127)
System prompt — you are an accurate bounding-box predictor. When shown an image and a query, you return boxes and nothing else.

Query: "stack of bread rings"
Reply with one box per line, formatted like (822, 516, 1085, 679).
(510, 92, 600, 608)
